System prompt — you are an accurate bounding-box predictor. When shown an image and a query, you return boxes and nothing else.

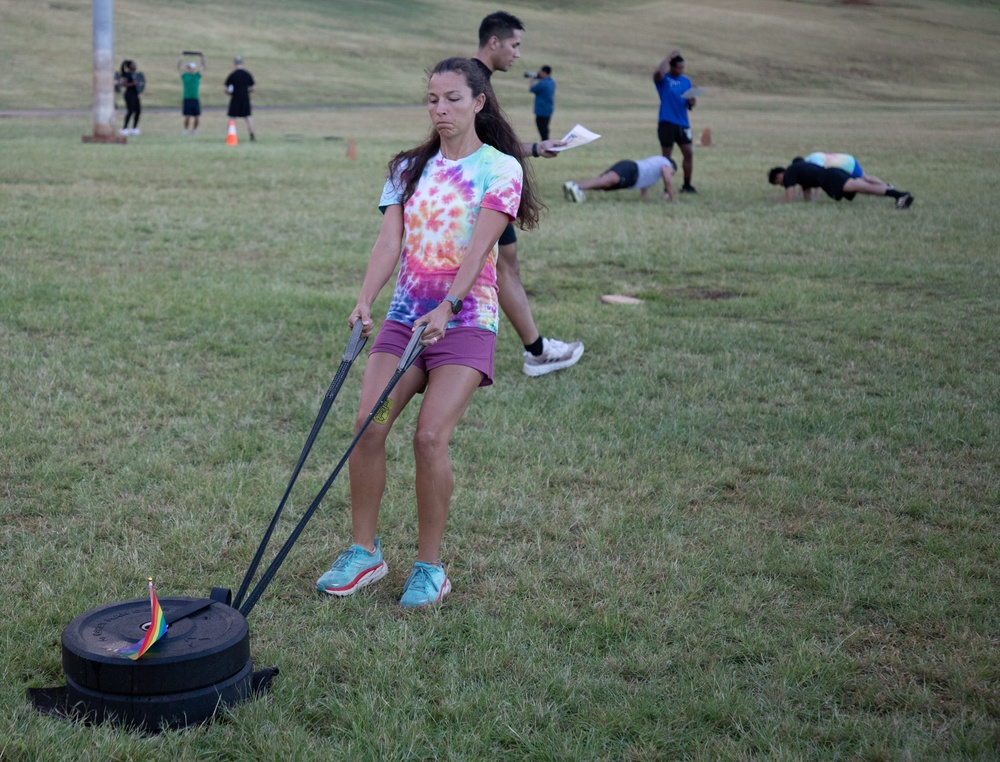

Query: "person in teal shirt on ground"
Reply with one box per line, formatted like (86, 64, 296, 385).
(178, 53, 205, 135)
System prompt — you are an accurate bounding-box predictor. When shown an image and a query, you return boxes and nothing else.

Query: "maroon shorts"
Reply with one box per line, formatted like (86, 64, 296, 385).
(371, 320, 496, 387)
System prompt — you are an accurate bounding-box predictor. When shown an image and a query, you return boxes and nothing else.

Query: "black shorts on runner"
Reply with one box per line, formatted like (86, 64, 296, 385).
(657, 121, 692, 149)
(182, 98, 201, 117)
(605, 160, 639, 190)
(498, 222, 517, 247)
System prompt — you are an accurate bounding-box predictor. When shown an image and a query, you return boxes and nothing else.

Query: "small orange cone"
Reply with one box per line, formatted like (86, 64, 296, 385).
(226, 120, 238, 146)
(697, 126, 712, 147)
(346, 137, 356, 160)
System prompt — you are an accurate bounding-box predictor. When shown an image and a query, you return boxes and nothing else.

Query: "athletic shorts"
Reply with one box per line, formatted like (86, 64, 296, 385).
(182, 98, 201, 117)
(498, 222, 517, 247)
(604, 160, 639, 190)
(657, 121, 692, 148)
(371, 319, 496, 387)
(818, 168, 853, 201)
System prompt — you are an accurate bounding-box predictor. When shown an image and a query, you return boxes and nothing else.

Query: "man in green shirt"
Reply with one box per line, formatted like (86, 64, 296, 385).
(178, 53, 205, 135)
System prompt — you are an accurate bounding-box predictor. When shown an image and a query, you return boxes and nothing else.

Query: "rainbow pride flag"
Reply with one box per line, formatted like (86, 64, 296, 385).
(116, 578, 168, 660)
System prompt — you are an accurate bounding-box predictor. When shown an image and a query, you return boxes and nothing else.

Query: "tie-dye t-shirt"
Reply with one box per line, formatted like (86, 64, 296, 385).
(804, 152, 862, 178)
(378, 144, 522, 334)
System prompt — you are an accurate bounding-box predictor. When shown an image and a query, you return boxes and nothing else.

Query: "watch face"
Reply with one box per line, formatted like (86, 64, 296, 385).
(446, 297, 463, 314)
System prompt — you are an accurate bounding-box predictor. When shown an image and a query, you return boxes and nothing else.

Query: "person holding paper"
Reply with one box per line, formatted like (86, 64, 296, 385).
(472, 11, 584, 377)
(654, 50, 697, 193)
(563, 156, 676, 203)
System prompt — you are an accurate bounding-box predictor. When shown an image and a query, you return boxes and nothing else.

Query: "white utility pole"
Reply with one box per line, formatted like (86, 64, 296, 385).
(83, 0, 125, 143)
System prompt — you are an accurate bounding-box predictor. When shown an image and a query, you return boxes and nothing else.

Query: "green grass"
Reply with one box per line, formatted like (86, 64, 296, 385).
(3, 1, 1000, 760)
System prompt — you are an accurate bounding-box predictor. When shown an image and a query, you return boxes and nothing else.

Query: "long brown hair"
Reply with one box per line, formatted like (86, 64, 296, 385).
(387, 57, 542, 231)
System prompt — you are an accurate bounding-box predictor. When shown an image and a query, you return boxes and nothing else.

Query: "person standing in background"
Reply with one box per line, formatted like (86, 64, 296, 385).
(654, 50, 697, 193)
(528, 65, 555, 141)
(178, 52, 205, 135)
(119, 60, 142, 136)
(225, 56, 255, 141)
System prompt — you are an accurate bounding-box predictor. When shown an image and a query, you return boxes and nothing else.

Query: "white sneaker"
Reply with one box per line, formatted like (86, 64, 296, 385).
(191, 129, 198, 136)
(131, 128, 141, 135)
(119, 128, 129, 136)
(562, 181, 585, 203)
(182, 129, 190, 135)
(523, 337, 584, 377)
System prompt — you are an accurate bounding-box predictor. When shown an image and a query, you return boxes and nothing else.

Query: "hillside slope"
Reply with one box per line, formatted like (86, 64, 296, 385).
(1, 0, 998, 110)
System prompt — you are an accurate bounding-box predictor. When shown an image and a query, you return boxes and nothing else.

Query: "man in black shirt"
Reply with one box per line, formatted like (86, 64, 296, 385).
(225, 56, 256, 141)
(473, 11, 584, 377)
(768, 158, 913, 209)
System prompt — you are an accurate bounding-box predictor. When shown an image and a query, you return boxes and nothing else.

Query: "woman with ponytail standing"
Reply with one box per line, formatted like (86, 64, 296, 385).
(316, 57, 542, 608)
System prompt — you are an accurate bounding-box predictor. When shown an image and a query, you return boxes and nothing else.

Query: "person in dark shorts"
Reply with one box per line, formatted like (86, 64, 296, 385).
(768, 157, 914, 209)
(224, 56, 255, 141)
(654, 50, 697, 193)
(563, 156, 676, 202)
(473, 11, 584, 377)
(178, 53, 205, 135)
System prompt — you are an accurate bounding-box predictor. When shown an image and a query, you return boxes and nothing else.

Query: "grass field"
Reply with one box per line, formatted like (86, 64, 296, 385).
(3, 1, 1000, 760)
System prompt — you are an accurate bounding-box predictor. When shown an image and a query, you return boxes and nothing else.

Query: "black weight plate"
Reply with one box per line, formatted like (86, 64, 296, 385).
(65, 658, 253, 731)
(62, 597, 250, 696)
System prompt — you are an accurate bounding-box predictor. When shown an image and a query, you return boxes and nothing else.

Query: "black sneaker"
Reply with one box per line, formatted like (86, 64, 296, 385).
(680, 184, 697, 194)
(895, 193, 914, 210)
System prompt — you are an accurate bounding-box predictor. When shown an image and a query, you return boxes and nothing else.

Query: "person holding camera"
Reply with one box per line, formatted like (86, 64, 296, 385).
(527, 65, 555, 141)
(654, 50, 697, 193)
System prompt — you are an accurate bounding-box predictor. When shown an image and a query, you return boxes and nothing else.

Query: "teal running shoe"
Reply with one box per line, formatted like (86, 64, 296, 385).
(398, 561, 451, 608)
(317, 537, 387, 596)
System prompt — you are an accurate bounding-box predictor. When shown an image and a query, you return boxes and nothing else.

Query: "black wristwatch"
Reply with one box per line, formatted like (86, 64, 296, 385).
(443, 296, 463, 314)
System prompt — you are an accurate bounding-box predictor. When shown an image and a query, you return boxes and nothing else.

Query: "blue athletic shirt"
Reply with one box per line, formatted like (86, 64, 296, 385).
(530, 77, 556, 117)
(655, 73, 692, 128)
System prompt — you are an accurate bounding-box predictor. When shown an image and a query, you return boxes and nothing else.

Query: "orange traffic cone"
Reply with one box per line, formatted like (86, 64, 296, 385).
(226, 120, 238, 146)
(697, 126, 712, 147)
(346, 137, 356, 160)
